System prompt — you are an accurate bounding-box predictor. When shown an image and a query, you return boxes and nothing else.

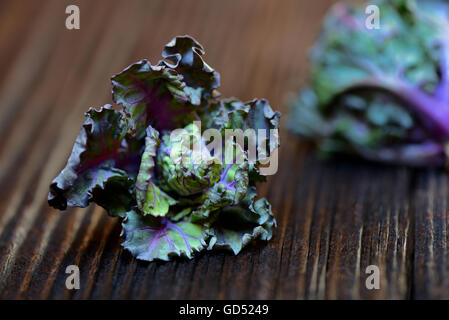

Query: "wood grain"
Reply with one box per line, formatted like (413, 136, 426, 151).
(0, 0, 448, 300)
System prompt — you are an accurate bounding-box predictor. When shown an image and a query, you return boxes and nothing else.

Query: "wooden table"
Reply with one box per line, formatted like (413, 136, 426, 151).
(0, 0, 448, 299)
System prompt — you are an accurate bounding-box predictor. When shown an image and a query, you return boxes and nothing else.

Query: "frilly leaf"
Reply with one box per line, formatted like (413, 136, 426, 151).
(159, 35, 220, 97)
(242, 99, 281, 157)
(122, 209, 208, 262)
(200, 98, 280, 182)
(112, 36, 219, 139)
(111, 60, 198, 138)
(207, 187, 276, 255)
(136, 126, 176, 217)
(90, 176, 134, 218)
(201, 98, 280, 154)
(48, 105, 141, 216)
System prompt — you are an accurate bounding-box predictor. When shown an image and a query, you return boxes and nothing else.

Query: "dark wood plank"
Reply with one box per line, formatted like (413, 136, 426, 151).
(412, 169, 449, 299)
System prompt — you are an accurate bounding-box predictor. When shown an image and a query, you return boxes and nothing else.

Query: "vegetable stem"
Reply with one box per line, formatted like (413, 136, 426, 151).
(346, 77, 449, 141)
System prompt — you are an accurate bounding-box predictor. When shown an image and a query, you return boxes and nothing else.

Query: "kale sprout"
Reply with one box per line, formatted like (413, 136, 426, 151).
(48, 36, 280, 262)
(289, 0, 449, 167)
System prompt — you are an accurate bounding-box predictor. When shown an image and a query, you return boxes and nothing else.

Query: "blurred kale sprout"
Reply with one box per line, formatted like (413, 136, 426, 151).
(289, 0, 449, 168)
